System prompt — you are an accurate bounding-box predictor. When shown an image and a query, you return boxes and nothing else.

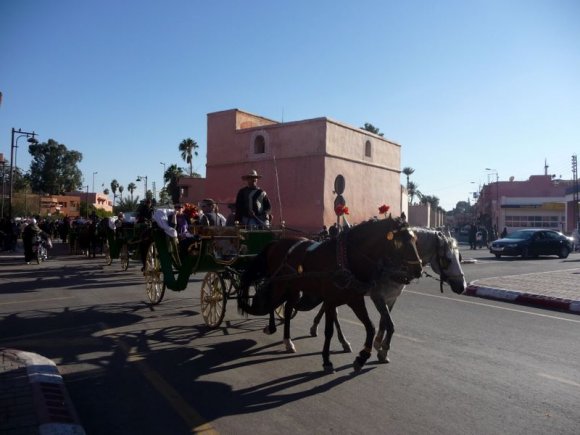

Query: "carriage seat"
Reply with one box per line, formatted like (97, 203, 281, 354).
(190, 226, 240, 261)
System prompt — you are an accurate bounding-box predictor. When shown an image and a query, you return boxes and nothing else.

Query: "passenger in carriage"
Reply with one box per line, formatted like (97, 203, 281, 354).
(170, 203, 192, 238)
(198, 199, 226, 226)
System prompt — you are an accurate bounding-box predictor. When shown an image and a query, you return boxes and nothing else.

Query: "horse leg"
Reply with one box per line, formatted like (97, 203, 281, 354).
(371, 296, 395, 363)
(349, 298, 375, 372)
(333, 308, 352, 352)
(310, 302, 325, 337)
(263, 310, 277, 335)
(322, 303, 335, 373)
(282, 301, 296, 353)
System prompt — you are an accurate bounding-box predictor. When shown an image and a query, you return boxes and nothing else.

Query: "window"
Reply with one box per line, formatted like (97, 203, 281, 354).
(365, 140, 372, 158)
(254, 135, 266, 154)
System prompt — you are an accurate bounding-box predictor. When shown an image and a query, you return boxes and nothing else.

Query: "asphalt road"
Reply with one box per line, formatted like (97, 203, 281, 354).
(1, 244, 579, 434)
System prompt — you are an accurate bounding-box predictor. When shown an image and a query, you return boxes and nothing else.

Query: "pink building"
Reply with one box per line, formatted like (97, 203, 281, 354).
(183, 109, 405, 233)
(476, 174, 577, 234)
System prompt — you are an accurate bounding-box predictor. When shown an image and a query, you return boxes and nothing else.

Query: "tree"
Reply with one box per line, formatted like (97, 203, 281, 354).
(110, 179, 119, 205)
(116, 196, 140, 212)
(118, 185, 124, 201)
(28, 139, 83, 194)
(178, 138, 199, 176)
(361, 123, 384, 137)
(402, 167, 415, 190)
(127, 182, 137, 201)
(165, 164, 184, 204)
(407, 181, 421, 204)
(103, 188, 110, 195)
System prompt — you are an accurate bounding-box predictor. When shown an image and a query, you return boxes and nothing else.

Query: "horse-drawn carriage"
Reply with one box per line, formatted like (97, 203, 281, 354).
(142, 209, 285, 328)
(101, 219, 145, 270)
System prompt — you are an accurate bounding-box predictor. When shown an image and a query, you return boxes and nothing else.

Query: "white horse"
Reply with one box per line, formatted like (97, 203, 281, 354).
(308, 228, 467, 363)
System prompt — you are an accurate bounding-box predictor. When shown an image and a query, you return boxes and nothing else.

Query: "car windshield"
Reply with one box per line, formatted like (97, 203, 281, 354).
(505, 230, 533, 240)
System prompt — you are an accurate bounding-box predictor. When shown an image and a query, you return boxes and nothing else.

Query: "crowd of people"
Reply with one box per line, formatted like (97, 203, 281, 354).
(1, 169, 275, 265)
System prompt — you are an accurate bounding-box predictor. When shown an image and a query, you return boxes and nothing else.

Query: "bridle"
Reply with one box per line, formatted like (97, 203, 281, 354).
(337, 223, 421, 286)
(423, 233, 463, 293)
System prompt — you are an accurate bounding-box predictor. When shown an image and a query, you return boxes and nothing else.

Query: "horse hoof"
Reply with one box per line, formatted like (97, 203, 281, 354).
(263, 325, 276, 335)
(377, 350, 390, 364)
(284, 339, 296, 353)
(309, 325, 318, 337)
(353, 358, 364, 372)
(323, 364, 335, 374)
(342, 342, 352, 353)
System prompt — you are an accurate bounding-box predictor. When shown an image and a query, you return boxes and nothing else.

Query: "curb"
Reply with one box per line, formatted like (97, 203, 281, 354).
(465, 283, 580, 315)
(3, 349, 86, 435)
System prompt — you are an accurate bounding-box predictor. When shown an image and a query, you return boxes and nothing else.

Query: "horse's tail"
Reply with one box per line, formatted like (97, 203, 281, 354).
(237, 242, 273, 316)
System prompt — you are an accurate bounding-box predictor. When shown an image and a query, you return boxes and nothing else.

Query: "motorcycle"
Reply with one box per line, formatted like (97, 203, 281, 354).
(32, 235, 50, 264)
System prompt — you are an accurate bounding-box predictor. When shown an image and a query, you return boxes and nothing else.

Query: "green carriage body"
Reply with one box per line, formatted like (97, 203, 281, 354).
(150, 226, 280, 291)
(144, 224, 284, 327)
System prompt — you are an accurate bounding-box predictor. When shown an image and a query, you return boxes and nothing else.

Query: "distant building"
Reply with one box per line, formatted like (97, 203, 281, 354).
(475, 174, 578, 234)
(179, 109, 406, 233)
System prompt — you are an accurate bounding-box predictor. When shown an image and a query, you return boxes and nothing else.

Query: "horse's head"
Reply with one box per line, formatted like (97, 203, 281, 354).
(384, 219, 423, 284)
(351, 217, 422, 285)
(428, 232, 466, 294)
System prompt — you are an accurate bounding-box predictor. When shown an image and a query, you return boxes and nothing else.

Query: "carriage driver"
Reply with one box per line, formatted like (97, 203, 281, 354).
(235, 170, 272, 228)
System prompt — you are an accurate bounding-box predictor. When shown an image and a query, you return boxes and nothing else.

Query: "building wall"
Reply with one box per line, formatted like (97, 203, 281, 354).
(203, 109, 404, 233)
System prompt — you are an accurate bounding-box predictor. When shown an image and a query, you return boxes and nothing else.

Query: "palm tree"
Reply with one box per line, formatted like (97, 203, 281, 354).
(178, 138, 199, 176)
(407, 181, 421, 204)
(103, 188, 110, 195)
(402, 167, 415, 190)
(127, 182, 137, 201)
(165, 164, 185, 204)
(110, 179, 119, 205)
(118, 185, 124, 201)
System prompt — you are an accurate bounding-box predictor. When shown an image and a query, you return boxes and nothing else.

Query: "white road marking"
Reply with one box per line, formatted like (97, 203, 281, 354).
(405, 290, 580, 324)
(537, 373, 580, 388)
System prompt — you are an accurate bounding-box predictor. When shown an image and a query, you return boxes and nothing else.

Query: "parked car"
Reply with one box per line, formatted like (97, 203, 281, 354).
(489, 229, 574, 259)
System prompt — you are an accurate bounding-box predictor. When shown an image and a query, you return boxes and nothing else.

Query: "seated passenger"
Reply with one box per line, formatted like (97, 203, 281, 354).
(198, 199, 226, 226)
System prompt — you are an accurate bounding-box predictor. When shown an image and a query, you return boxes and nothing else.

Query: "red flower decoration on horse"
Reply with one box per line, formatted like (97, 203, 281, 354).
(378, 204, 390, 216)
(335, 204, 349, 216)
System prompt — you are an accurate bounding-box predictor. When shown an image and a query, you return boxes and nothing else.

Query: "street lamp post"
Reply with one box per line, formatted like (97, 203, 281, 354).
(160, 162, 166, 184)
(0, 155, 6, 218)
(92, 171, 98, 193)
(9, 128, 38, 219)
(485, 168, 499, 234)
(136, 175, 148, 199)
(85, 185, 89, 218)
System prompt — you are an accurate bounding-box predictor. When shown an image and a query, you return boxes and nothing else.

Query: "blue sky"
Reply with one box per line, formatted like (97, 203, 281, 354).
(1, 0, 579, 211)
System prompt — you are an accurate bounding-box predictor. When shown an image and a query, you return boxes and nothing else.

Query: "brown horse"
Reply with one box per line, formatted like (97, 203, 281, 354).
(237, 216, 422, 373)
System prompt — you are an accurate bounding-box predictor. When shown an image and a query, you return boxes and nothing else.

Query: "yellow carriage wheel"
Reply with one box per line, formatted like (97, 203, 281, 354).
(200, 271, 227, 328)
(145, 242, 166, 305)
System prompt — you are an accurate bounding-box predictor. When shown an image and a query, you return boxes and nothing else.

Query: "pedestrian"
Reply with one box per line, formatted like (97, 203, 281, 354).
(22, 219, 48, 264)
(469, 224, 477, 250)
(501, 227, 508, 238)
(235, 169, 272, 228)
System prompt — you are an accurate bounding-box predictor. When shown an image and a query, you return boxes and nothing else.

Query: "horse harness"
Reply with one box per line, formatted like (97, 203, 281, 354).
(267, 225, 418, 292)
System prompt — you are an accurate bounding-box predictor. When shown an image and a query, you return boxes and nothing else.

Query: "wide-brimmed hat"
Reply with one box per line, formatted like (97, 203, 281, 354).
(201, 198, 215, 206)
(241, 169, 262, 180)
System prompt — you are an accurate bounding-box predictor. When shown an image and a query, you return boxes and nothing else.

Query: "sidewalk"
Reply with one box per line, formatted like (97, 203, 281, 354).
(0, 349, 86, 435)
(465, 267, 580, 315)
